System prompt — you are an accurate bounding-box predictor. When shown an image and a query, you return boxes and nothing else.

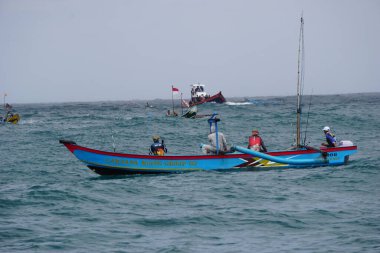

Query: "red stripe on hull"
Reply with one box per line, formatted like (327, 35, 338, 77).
(63, 143, 357, 160)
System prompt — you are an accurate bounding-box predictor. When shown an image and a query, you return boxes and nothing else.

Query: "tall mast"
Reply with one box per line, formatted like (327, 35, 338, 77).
(296, 16, 304, 147)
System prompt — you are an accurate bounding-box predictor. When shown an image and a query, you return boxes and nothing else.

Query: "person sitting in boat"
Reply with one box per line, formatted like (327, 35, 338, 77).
(166, 110, 178, 117)
(150, 135, 167, 156)
(321, 126, 337, 147)
(5, 111, 14, 119)
(247, 129, 267, 152)
(202, 126, 229, 155)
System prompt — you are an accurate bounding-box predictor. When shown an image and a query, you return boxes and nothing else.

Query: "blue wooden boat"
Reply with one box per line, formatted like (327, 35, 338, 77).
(59, 139, 357, 175)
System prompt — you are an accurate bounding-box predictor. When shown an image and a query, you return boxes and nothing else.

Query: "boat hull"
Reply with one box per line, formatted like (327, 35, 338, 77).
(181, 106, 197, 118)
(60, 140, 357, 175)
(190, 92, 226, 106)
(3, 114, 20, 124)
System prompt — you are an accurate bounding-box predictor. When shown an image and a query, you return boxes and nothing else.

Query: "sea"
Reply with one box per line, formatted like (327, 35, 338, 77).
(1, 93, 379, 253)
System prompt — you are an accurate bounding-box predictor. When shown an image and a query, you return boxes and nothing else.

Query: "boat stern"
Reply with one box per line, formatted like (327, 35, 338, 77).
(321, 145, 358, 165)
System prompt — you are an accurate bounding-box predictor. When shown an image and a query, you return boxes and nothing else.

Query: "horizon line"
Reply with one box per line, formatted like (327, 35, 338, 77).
(6, 91, 380, 106)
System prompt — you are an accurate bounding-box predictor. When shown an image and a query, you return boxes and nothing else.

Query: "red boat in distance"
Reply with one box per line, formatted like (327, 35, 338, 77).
(188, 83, 226, 106)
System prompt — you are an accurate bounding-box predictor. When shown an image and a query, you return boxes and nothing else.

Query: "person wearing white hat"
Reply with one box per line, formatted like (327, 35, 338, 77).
(321, 126, 337, 147)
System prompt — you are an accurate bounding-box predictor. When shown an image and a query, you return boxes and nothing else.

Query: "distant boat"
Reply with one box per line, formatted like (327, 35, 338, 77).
(188, 83, 226, 106)
(166, 86, 198, 119)
(145, 102, 154, 108)
(1, 113, 20, 124)
(166, 85, 181, 117)
(181, 105, 197, 118)
(1, 96, 20, 124)
(166, 106, 197, 119)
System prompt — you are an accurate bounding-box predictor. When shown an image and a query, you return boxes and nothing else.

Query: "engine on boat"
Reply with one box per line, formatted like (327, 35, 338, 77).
(338, 140, 354, 147)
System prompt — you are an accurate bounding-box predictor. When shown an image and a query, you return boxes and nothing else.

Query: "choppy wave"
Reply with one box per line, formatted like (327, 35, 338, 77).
(1, 93, 379, 252)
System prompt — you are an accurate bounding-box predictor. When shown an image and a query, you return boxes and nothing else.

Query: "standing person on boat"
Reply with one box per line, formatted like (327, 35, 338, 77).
(150, 136, 167, 156)
(5, 103, 12, 112)
(321, 126, 337, 147)
(4, 103, 13, 119)
(202, 126, 228, 154)
(247, 129, 267, 152)
(4, 103, 14, 121)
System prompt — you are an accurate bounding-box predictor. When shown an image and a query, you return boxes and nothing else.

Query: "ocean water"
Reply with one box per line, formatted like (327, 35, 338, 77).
(1, 93, 379, 252)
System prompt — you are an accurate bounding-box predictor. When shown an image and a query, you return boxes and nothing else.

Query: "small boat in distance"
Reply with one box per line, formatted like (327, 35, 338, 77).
(145, 102, 154, 108)
(1, 112, 20, 124)
(181, 105, 197, 118)
(166, 86, 198, 118)
(1, 94, 20, 124)
(188, 83, 226, 106)
(166, 106, 197, 118)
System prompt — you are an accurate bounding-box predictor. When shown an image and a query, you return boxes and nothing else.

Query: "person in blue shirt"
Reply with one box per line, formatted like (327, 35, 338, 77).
(321, 126, 337, 147)
(150, 136, 167, 155)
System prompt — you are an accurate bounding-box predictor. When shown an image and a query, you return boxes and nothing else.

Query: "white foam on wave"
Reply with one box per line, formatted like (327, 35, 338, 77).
(225, 102, 253, 106)
(19, 119, 39, 125)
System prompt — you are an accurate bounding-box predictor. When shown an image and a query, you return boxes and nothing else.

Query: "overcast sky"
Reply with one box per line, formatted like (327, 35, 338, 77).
(1, 0, 379, 103)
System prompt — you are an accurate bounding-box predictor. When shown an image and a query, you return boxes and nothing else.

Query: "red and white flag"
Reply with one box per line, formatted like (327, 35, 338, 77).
(172, 86, 179, 94)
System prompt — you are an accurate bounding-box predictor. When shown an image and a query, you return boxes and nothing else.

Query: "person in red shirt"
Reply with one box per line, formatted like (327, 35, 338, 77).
(248, 130, 267, 152)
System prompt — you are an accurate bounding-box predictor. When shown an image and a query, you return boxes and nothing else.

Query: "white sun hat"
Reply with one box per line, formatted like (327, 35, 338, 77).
(323, 126, 330, 131)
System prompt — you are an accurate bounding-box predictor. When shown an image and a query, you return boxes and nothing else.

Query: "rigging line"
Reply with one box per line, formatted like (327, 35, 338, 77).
(303, 90, 313, 146)
(291, 122, 296, 146)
